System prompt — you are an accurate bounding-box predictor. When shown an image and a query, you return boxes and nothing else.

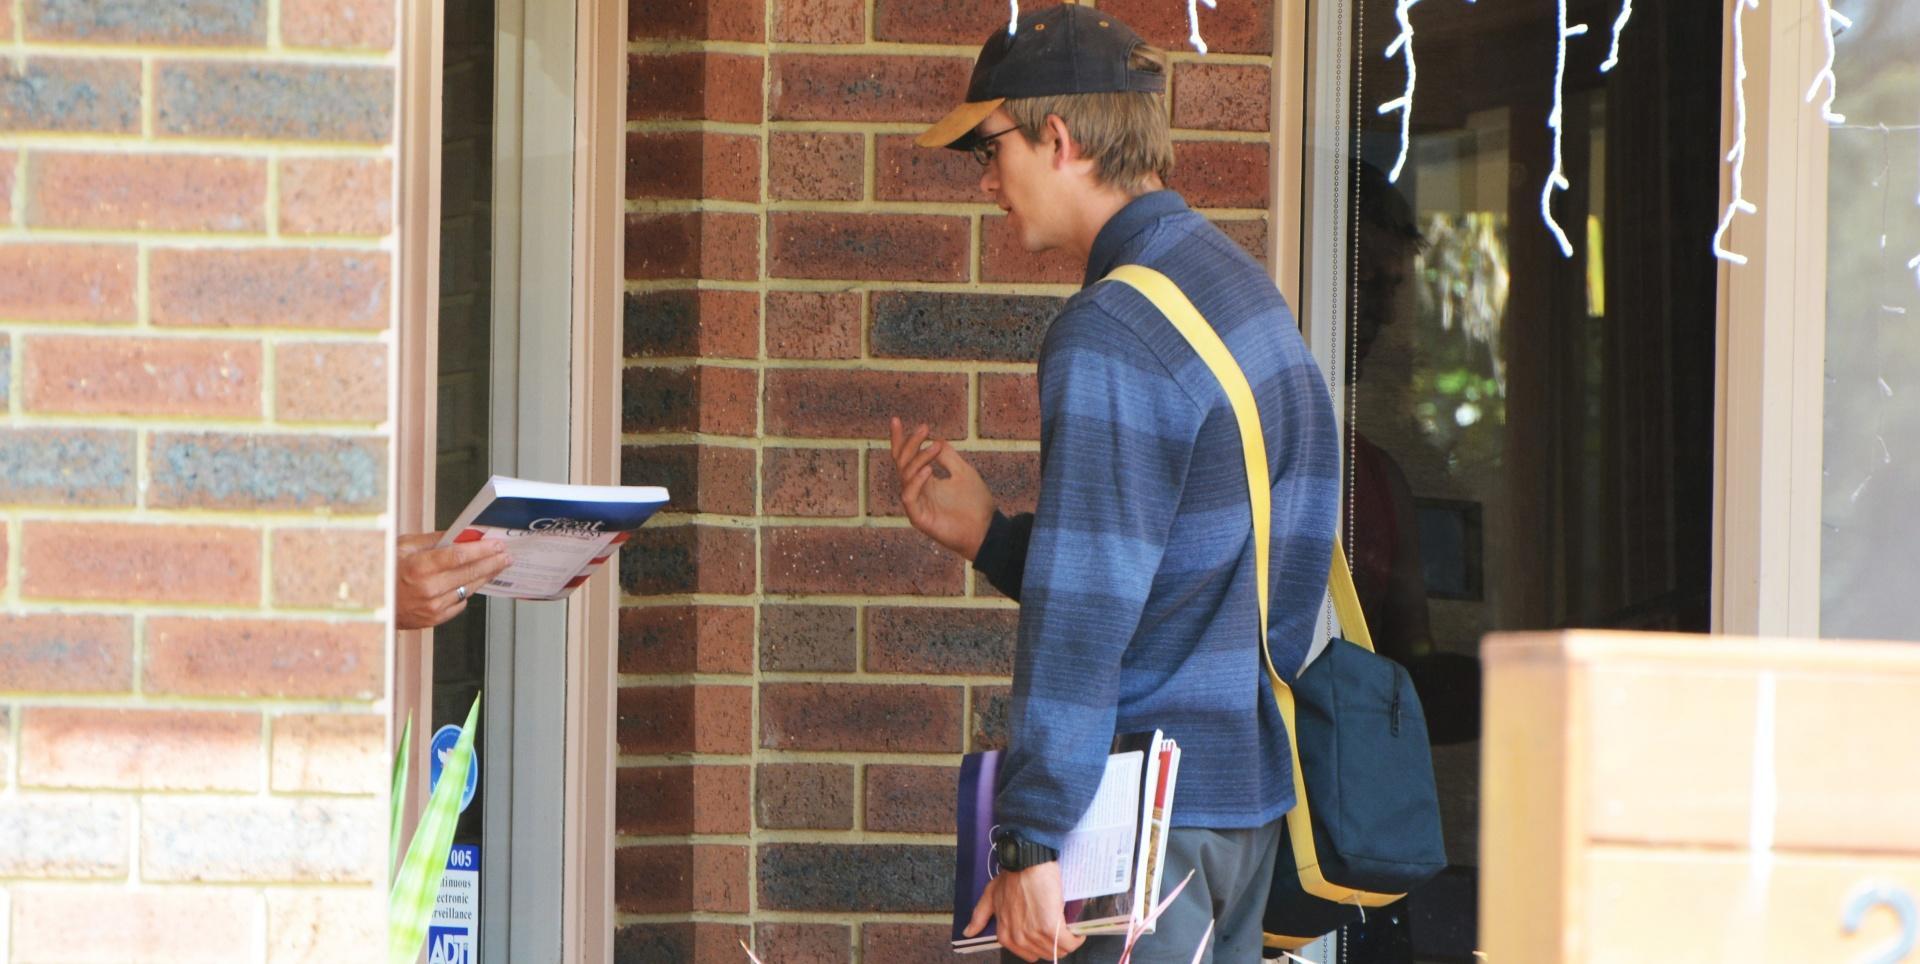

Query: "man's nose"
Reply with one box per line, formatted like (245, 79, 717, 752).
(979, 165, 997, 195)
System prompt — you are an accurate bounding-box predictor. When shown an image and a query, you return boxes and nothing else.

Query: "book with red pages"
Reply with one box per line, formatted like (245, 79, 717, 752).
(434, 475, 669, 601)
(951, 730, 1182, 954)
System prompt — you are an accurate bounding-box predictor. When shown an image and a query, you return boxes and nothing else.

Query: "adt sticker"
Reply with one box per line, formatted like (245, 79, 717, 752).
(428, 724, 479, 814)
(428, 845, 480, 964)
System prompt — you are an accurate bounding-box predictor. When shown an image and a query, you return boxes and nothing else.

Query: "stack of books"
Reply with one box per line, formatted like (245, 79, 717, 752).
(952, 730, 1182, 953)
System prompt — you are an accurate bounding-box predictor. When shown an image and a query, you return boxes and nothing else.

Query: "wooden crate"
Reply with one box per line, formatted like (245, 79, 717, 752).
(1482, 631, 1920, 962)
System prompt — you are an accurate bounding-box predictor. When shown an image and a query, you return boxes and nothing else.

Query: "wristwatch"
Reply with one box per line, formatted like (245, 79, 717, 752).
(992, 832, 1059, 872)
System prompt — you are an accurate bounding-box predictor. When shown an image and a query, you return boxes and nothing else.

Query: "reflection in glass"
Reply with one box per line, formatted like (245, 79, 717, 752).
(1820, 1, 1920, 640)
(1324, 0, 1722, 956)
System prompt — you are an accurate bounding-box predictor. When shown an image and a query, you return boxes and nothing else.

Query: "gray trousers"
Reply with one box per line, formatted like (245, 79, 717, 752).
(1001, 819, 1284, 964)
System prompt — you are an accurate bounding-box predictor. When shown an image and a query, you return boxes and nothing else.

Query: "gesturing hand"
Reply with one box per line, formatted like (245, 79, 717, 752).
(962, 862, 1084, 962)
(395, 532, 511, 630)
(889, 417, 994, 561)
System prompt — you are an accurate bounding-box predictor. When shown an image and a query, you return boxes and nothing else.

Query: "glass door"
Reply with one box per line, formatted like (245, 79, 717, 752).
(433, 0, 582, 956)
(1300, 0, 1722, 956)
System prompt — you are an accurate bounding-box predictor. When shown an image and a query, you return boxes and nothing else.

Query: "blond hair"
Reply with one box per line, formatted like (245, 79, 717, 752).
(1004, 45, 1172, 194)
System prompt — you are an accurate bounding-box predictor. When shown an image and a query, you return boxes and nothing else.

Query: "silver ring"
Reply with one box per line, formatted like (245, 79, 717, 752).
(454, 585, 469, 602)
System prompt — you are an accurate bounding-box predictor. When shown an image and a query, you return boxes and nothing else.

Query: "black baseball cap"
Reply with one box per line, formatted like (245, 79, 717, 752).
(916, 2, 1164, 151)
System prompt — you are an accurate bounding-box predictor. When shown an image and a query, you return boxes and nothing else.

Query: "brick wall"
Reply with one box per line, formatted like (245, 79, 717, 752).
(620, 1, 1274, 960)
(0, 0, 398, 956)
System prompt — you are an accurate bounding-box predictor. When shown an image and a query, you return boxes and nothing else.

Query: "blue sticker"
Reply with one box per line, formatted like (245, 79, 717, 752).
(428, 724, 479, 815)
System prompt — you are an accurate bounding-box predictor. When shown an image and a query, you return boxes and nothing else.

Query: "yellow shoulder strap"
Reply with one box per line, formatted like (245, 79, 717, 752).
(1101, 264, 1373, 675)
(1104, 264, 1400, 910)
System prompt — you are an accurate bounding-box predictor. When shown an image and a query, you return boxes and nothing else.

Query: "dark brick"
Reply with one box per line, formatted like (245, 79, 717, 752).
(618, 605, 754, 675)
(874, 133, 982, 203)
(622, 443, 755, 516)
(1214, 216, 1270, 265)
(621, 364, 757, 435)
(755, 762, 853, 830)
(628, 0, 762, 41)
(770, 54, 970, 123)
(0, 428, 135, 506)
(617, 685, 752, 755)
(615, 922, 751, 964)
(620, 524, 756, 596)
(752, 923, 850, 964)
(760, 682, 962, 752)
(769, 132, 863, 201)
(1173, 62, 1271, 131)
(773, 0, 863, 44)
(766, 290, 860, 360)
(26, 0, 264, 44)
(758, 604, 856, 673)
(870, 290, 1054, 362)
(1168, 140, 1271, 209)
(617, 764, 750, 836)
(763, 526, 964, 596)
(758, 843, 952, 912)
(628, 52, 763, 124)
(866, 606, 1016, 675)
(981, 214, 1082, 284)
(0, 59, 141, 133)
(873, 0, 1003, 44)
(624, 289, 758, 360)
(615, 844, 748, 914)
(1096, 0, 1272, 54)
(971, 684, 1010, 751)
(869, 448, 1038, 518)
(862, 923, 957, 964)
(865, 764, 958, 833)
(979, 372, 1038, 440)
(764, 369, 966, 439)
(769, 212, 967, 283)
(156, 61, 393, 143)
(148, 433, 384, 513)
(624, 211, 759, 281)
(626, 131, 759, 202)
(763, 447, 858, 517)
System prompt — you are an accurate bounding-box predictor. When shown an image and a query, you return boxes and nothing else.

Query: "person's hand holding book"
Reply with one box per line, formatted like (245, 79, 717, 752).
(888, 418, 994, 561)
(964, 863, 1086, 962)
(395, 532, 510, 630)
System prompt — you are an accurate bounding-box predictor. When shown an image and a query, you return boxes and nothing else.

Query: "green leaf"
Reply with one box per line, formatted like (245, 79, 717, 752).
(389, 694, 480, 964)
(389, 716, 412, 876)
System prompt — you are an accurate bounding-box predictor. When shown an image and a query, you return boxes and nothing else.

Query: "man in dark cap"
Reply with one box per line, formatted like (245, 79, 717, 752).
(888, 4, 1340, 960)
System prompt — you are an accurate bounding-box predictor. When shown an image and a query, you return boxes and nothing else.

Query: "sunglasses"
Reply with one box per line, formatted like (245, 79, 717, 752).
(969, 127, 1020, 167)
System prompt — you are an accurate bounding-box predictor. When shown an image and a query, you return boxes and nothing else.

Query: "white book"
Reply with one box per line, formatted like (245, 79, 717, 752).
(434, 475, 669, 601)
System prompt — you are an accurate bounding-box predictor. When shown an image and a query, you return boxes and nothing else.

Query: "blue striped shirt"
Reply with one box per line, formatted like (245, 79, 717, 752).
(973, 190, 1340, 848)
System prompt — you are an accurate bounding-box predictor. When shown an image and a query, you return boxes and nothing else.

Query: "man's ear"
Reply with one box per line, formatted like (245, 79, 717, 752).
(1044, 114, 1078, 169)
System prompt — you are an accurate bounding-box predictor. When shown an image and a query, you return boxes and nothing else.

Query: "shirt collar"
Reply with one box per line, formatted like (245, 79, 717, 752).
(1083, 190, 1190, 287)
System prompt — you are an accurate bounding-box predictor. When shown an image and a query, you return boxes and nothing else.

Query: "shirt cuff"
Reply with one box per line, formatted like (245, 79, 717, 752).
(970, 510, 1028, 601)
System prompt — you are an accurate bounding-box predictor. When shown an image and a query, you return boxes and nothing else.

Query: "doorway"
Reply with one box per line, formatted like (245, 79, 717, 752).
(1299, 0, 1722, 956)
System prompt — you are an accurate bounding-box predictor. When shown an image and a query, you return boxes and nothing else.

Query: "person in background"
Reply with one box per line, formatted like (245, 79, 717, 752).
(889, 5, 1340, 960)
(394, 534, 509, 630)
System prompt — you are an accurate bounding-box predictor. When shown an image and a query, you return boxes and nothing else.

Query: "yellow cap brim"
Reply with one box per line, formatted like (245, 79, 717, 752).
(915, 97, 1007, 149)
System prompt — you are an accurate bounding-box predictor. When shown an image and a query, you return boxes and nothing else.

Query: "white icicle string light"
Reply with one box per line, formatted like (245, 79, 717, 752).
(1377, 0, 1422, 183)
(1008, 0, 1018, 36)
(1713, 0, 1760, 265)
(1540, 0, 1588, 258)
(1600, 0, 1632, 72)
(1188, 0, 1219, 54)
(1805, 1, 1852, 124)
